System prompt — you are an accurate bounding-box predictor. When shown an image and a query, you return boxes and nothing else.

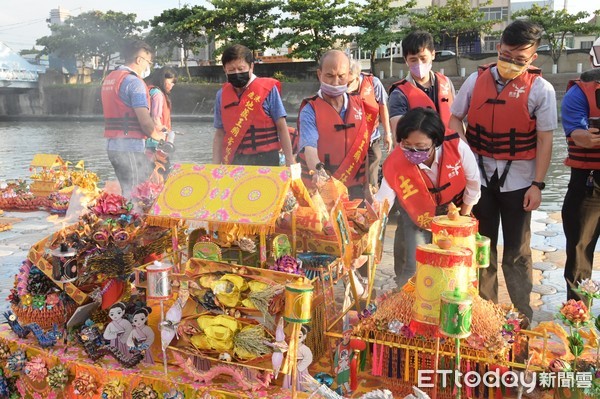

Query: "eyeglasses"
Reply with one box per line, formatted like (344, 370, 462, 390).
(138, 55, 152, 65)
(498, 52, 534, 67)
(400, 142, 432, 152)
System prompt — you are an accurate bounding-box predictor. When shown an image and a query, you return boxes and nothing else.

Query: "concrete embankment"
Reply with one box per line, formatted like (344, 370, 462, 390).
(0, 73, 580, 121)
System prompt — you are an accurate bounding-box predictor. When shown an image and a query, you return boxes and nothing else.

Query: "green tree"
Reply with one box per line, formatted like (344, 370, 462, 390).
(513, 5, 599, 70)
(37, 10, 145, 79)
(350, 0, 415, 72)
(275, 0, 353, 62)
(409, 0, 498, 71)
(147, 5, 208, 79)
(202, 0, 282, 56)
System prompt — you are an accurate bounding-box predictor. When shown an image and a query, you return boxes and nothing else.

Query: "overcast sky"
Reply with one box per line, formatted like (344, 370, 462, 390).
(0, 1, 597, 52)
(0, 1, 210, 51)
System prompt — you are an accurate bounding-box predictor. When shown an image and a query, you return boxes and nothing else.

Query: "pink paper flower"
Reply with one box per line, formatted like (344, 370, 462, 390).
(24, 356, 47, 382)
(214, 209, 229, 221)
(46, 293, 60, 307)
(229, 166, 245, 179)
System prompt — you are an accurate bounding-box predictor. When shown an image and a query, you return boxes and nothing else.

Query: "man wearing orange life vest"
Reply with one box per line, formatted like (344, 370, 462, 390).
(387, 31, 455, 286)
(388, 31, 455, 134)
(297, 50, 370, 199)
(212, 44, 295, 167)
(375, 108, 480, 288)
(347, 60, 393, 191)
(101, 39, 165, 198)
(561, 37, 600, 302)
(449, 21, 556, 322)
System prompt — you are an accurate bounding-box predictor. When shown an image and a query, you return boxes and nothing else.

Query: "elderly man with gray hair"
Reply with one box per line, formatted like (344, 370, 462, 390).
(347, 60, 393, 191)
(296, 49, 371, 199)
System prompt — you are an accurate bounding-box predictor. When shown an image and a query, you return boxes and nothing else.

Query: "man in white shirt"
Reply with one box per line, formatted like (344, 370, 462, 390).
(449, 20, 556, 323)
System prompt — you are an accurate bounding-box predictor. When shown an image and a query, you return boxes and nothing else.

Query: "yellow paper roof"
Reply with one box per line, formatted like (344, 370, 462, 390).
(148, 164, 297, 233)
(30, 154, 64, 168)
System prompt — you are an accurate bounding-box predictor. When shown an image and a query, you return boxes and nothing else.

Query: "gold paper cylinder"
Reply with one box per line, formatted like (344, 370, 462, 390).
(283, 278, 313, 324)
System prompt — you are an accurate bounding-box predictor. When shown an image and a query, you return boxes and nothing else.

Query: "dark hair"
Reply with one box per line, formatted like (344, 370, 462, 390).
(300, 325, 312, 335)
(396, 107, 445, 147)
(222, 44, 254, 66)
(145, 67, 178, 108)
(133, 306, 152, 318)
(121, 39, 153, 64)
(501, 20, 542, 49)
(109, 302, 126, 312)
(402, 31, 435, 57)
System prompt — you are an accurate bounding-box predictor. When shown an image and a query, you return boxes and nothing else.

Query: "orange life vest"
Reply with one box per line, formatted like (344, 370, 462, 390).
(389, 72, 454, 127)
(148, 86, 171, 130)
(356, 73, 380, 135)
(564, 79, 600, 170)
(465, 64, 540, 160)
(297, 94, 370, 188)
(101, 69, 150, 139)
(221, 77, 281, 164)
(382, 132, 466, 229)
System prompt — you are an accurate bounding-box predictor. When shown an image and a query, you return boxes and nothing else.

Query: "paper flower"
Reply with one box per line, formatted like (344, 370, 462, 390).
(90, 192, 130, 216)
(32, 295, 46, 310)
(21, 294, 32, 307)
(24, 356, 47, 382)
(0, 343, 11, 360)
(576, 279, 600, 298)
(72, 371, 98, 396)
(101, 379, 126, 399)
(559, 299, 590, 327)
(7, 350, 27, 373)
(46, 364, 69, 390)
(163, 389, 185, 399)
(46, 293, 60, 308)
(131, 382, 159, 399)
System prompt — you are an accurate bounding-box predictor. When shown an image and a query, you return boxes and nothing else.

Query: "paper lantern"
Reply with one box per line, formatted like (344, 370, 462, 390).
(476, 234, 491, 268)
(283, 278, 313, 324)
(439, 290, 473, 339)
(50, 243, 78, 283)
(146, 261, 172, 300)
(431, 215, 478, 284)
(412, 243, 472, 328)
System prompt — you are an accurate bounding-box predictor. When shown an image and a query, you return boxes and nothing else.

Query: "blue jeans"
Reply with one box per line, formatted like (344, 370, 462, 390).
(393, 204, 432, 287)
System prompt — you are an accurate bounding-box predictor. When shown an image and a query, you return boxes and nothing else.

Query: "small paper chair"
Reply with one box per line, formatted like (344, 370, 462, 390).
(192, 242, 222, 261)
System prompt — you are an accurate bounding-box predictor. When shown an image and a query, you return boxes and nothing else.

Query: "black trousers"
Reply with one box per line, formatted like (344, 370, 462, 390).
(562, 168, 600, 302)
(475, 185, 533, 321)
(107, 150, 151, 198)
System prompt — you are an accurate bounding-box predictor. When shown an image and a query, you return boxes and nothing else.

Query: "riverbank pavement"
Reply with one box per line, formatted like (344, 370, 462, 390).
(1, 209, 599, 325)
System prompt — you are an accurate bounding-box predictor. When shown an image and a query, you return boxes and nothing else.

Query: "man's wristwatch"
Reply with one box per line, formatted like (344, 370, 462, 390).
(531, 181, 545, 190)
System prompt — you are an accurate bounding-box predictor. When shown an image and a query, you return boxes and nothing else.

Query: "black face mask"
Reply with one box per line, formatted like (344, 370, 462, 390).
(227, 72, 250, 88)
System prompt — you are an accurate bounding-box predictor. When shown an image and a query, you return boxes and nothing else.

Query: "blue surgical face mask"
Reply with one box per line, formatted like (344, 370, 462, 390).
(320, 81, 347, 98)
(403, 148, 432, 165)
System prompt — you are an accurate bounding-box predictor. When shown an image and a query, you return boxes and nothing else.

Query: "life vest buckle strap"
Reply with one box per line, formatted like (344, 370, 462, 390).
(485, 98, 506, 105)
(334, 123, 356, 131)
(428, 182, 451, 194)
(223, 101, 240, 109)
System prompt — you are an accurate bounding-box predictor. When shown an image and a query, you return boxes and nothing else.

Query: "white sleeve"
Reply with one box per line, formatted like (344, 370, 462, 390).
(530, 77, 558, 132)
(450, 72, 478, 119)
(374, 177, 397, 208)
(458, 140, 481, 206)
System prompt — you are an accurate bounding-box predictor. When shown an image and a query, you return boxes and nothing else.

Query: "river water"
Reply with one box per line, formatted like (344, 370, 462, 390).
(0, 121, 570, 213)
